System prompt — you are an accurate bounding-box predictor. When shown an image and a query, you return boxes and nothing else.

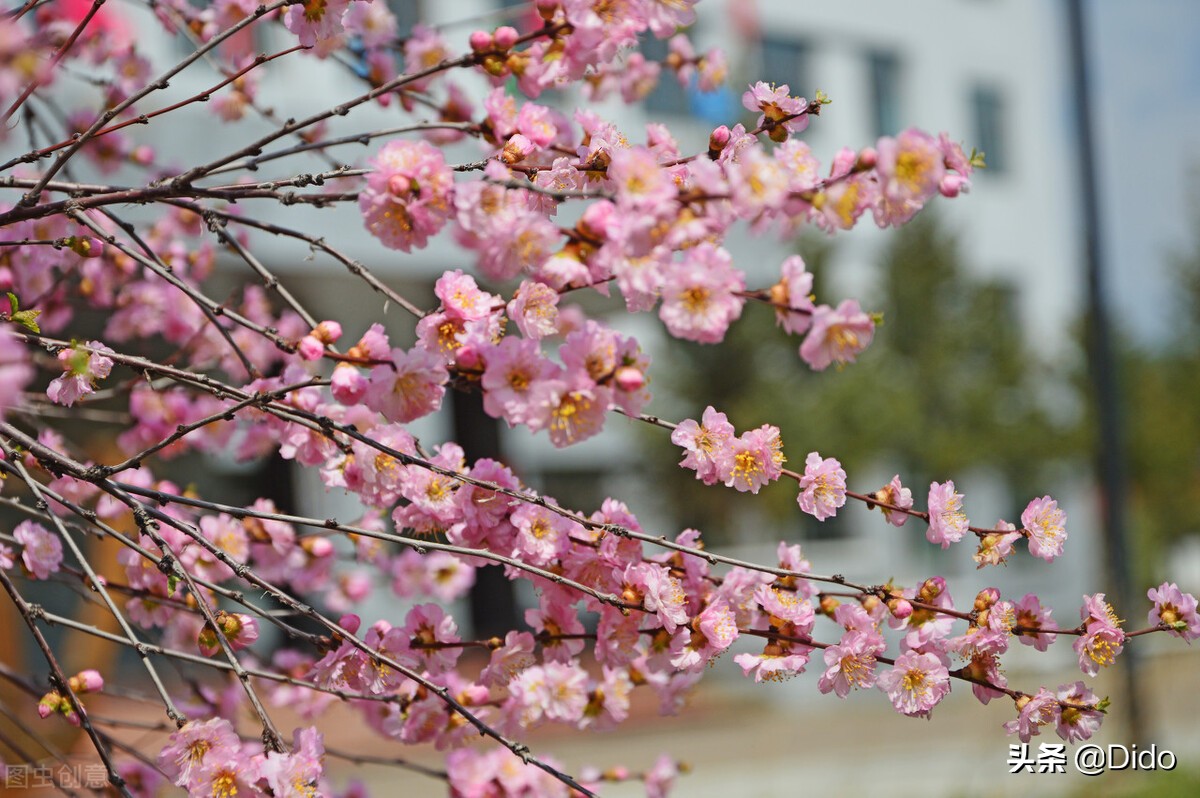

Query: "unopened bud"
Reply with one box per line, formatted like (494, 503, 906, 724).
(68, 670, 104, 694)
(919, 576, 946, 602)
(500, 133, 535, 165)
(468, 30, 492, 53)
(887, 597, 913, 619)
(614, 365, 645, 393)
(856, 146, 877, 170)
(974, 587, 1000, 612)
(494, 26, 519, 50)
(819, 595, 840, 616)
(312, 320, 342, 344)
(67, 236, 103, 258)
(708, 125, 731, 155)
(939, 174, 969, 198)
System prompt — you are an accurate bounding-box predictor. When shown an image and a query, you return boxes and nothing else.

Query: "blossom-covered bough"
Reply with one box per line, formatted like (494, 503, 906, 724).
(0, 1, 1196, 796)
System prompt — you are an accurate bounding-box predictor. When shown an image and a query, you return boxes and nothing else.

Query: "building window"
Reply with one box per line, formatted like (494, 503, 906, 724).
(641, 36, 691, 117)
(868, 50, 901, 137)
(759, 36, 809, 94)
(971, 85, 1007, 173)
(388, 0, 423, 35)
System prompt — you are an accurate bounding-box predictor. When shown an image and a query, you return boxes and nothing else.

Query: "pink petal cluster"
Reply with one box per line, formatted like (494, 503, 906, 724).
(926, 480, 969, 548)
(360, 139, 455, 252)
(1073, 593, 1125, 676)
(14, 521, 62, 580)
(1021, 495, 1067, 561)
(1147, 582, 1200, 642)
(46, 340, 115, 407)
(796, 451, 847, 521)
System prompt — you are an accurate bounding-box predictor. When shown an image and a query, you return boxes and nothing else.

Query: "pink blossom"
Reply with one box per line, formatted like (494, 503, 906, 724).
(1013, 593, 1056, 651)
(507, 280, 560, 340)
(974, 520, 1023, 568)
(1074, 593, 1125, 676)
(435, 269, 495, 322)
(283, 0, 351, 57)
(525, 596, 586, 663)
(363, 346, 448, 423)
(259, 726, 325, 798)
(157, 717, 241, 788)
(1003, 688, 1060, 743)
(874, 128, 946, 227)
(872, 474, 913, 526)
(672, 599, 738, 670)
(14, 521, 62, 580)
(771, 255, 815, 335)
(733, 635, 812, 683)
(530, 374, 611, 447)
(359, 139, 455, 252)
(742, 81, 808, 141)
(481, 336, 557, 428)
(46, 340, 115, 406)
(724, 425, 785, 494)
(197, 611, 259, 657)
(626, 562, 689, 634)
(608, 146, 677, 210)
(1021, 495, 1067, 562)
(799, 300, 875, 370)
(510, 502, 572, 566)
(1055, 681, 1104, 742)
(1147, 582, 1200, 642)
(658, 244, 746, 343)
(796, 451, 847, 520)
(926, 480, 969, 548)
(818, 629, 883, 697)
(671, 406, 736, 485)
(481, 631, 537, 687)
(877, 650, 951, 717)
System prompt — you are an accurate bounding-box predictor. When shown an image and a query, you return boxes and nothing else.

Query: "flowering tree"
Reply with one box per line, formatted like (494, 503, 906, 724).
(0, 1, 1196, 796)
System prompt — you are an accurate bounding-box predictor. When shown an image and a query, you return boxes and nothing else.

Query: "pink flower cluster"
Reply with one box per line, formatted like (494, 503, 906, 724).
(671, 406, 784, 494)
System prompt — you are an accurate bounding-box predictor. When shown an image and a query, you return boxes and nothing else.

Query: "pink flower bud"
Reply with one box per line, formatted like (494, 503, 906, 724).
(297, 335, 325, 361)
(974, 587, 1000, 611)
(468, 30, 492, 53)
(130, 145, 155, 166)
(614, 365, 646, 393)
(68, 236, 103, 258)
(313, 320, 342, 344)
(501, 133, 535, 165)
(920, 576, 946, 601)
(888, 597, 913, 619)
(330, 363, 367, 404)
(69, 670, 104, 694)
(939, 174, 969, 198)
(493, 26, 519, 50)
(37, 692, 59, 719)
(856, 146, 877, 170)
(304, 537, 335, 558)
(454, 344, 483, 372)
(708, 125, 731, 153)
(339, 613, 362, 635)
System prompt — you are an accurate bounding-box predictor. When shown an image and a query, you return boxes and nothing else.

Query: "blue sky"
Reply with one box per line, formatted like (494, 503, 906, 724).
(1090, 0, 1200, 345)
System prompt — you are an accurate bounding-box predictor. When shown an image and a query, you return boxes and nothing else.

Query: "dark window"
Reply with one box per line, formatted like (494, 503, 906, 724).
(641, 35, 691, 117)
(868, 51, 901, 137)
(388, 0, 423, 35)
(971, 85, 1006, 173)
(760, 37, 809, 95)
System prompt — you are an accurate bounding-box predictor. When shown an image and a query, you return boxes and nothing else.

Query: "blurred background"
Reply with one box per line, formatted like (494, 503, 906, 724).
(2, 0, 1199, 795)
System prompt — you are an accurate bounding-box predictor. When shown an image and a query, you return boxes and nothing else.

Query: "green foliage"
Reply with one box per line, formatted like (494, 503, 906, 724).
(649, 213, 1083, 544)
